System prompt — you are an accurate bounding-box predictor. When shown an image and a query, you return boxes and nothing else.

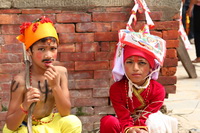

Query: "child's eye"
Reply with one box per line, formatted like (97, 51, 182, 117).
(126, 61, 133, 64)
(51, 47, 57, 50)
(138, 61, 147, 65)
(38, 48, 45, 51)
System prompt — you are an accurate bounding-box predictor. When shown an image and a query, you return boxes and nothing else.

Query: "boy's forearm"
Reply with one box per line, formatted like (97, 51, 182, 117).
(52, 86, 71, 116)
(6, 108, 26, 131)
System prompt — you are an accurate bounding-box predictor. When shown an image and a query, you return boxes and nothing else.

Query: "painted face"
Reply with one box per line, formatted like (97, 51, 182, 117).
(30, 40, 58, 69)
(124, 55, 151, 86)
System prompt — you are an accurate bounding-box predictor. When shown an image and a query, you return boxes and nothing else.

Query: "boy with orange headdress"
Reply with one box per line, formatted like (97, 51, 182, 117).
(3, 16, 82, 133)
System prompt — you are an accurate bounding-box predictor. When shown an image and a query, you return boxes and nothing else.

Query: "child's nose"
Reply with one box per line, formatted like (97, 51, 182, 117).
(132, 63, 139, 71)
(44, 51, 52, 58)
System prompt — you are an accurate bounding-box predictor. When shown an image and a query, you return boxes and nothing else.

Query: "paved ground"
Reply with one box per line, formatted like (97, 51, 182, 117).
(164, 45, 200, 133)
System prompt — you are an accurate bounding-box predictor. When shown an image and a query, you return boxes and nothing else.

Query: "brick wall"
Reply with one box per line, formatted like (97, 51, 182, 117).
(0, 7, 179, 132)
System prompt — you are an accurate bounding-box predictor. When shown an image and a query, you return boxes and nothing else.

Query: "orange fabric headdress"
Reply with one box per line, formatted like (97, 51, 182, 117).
(17, 16, 59, 50)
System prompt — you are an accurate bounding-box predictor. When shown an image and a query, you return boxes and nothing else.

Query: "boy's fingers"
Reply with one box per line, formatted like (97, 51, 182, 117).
(47, 64, 56, 71)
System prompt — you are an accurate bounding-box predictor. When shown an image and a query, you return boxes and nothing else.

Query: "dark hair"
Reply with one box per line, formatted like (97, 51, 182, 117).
(30, 37, 58, 51)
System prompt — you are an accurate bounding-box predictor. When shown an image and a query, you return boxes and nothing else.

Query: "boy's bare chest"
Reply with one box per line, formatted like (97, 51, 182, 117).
(31, 79, 54, 103)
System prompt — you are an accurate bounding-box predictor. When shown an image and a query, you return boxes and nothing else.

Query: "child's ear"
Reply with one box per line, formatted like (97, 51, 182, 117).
(26, 48, 33, 62)
(27, 48, 32, 56)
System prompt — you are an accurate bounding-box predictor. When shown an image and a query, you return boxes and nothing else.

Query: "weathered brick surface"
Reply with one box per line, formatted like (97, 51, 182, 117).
(161, 67, 177, 76)
(92, 12, 129, 22)
(0, 7, 179, 132)
(166, 49, 178, 59)
(56, 13, 91, 23)
(21, 9, 44, 14)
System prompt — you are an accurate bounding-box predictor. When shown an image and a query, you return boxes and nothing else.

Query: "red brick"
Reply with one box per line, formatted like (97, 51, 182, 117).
(110, 60, 114, 69)
(0, 112, 7, 121)
(163, 30, 179, 40)
(58, 44, 76, 53)
(94, 32, 118, 42)
(163, 58, 178, 67)
(0, 35, 5, 44)
(0, 74, 12, 83)
(166, 49, 177, 58)
(61, 61, 75, 71)
(75, 43, 82, 52)
(95, 52, 114, 60)
(3, 35, 20, 44)
(157, 76, 177, 85)
(110, 42, 117, 52)
(76, 22, 111, 32)
(149, 11, 163, 21)
(68, 71, 93, 79)
(94, 70, 112, 79)
(78, 115, 102, 131)
(18, 14, 56, 24)
(44, 9, 61, 13)
(100, 42, 110, 51)
(131, 21, 147, 32)
(70, 89, 92, 98)
(56, 13, 91, 23)
(75, 61, 109, 70)
(93, 12, 129, 22)
(0, 14, 19, 24)
(0, 9, 21, 14)
(59, 33, 94, 43)
(74, 98, 108, 107)
(111, 22, 127, 31)
(68, 79, 76, 89)
(0, 53, 22, 64)
(93, 88, 109, 97)
(55, 24, 75, 33)
(0, 63, 24, 74)
(71, 107, 94, 116)
(21, 9, 44, 14)
(172, 13, 181, 20)
(1, 83, 11, 93)
(1, 92, 10, 103)
(154, 21, 179, 30)
(166, 40, 179, 48)
(2, 44, 23, 53)
(164, 85, 176, 94)
(136, 11, 162, 21)
(161, 67, 177, 76)
(75, 79, 109, 89)
(82, 42, 100, 52)
(150, 31, 163, 38)
(60, 52, 95, 61)
(94, 106, 115, 115)
(87, 7, 105, 12)
(1, 24, 20, 35)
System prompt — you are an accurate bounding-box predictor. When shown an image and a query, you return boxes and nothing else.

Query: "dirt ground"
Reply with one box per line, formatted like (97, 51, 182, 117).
(164, 45, 200, 133)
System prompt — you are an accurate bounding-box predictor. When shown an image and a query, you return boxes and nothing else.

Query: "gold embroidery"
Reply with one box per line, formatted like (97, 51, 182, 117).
(132, 79, 149, 109)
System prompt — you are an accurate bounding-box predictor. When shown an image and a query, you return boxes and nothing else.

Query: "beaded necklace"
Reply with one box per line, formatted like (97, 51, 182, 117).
(125, 79, 150, 110)
(29, 67, 56, 124)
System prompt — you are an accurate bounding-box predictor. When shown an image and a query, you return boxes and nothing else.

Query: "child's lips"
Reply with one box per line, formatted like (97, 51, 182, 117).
(132, 73, 141, 76)
(44, 61, 52, 66)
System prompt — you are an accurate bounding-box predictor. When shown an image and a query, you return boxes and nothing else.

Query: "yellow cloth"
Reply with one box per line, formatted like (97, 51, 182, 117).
(3, 113, 82, 133)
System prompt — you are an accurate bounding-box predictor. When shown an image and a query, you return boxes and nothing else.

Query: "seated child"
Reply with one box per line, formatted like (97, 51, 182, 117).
(100, 27, 178, 133)
(3, 16, 82, 133)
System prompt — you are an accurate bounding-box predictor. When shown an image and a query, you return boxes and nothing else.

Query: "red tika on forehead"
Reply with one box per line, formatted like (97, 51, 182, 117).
(124, 45, 155, 68)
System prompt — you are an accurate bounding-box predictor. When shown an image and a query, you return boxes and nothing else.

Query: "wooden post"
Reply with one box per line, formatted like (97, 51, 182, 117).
(177, 37, 197, 78)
